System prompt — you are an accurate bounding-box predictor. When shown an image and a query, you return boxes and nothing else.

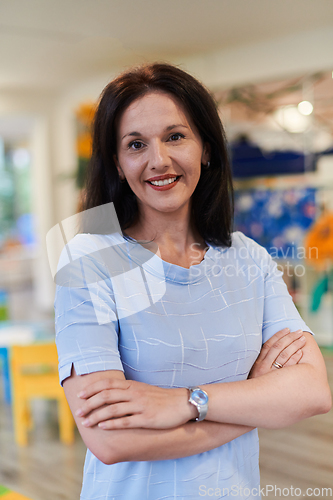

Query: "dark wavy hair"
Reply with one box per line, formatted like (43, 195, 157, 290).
(82, 62, 234, 247)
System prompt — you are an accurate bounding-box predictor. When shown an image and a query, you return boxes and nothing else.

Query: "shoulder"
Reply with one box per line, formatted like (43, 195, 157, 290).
(223, 231, 277, 277)
(57, 232, 123, 268)
(55, 232, 124, 287)
(226, 231, 270, 262)
(231, 231, 265, 252)
(64, 232, 123, 257)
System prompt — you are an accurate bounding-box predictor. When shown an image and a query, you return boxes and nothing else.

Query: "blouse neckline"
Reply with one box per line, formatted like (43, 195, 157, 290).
(116, 233, 219, 285)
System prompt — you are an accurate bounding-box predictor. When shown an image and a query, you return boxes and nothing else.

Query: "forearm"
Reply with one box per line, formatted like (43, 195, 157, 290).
(71, 333, 331, 447)
(92, 421, 254, 465)
(64, 367, 253, 464)
(204, 362, 331, 429)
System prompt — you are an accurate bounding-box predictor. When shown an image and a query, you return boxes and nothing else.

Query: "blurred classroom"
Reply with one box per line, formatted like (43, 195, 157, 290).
(0, 1, 333, 499)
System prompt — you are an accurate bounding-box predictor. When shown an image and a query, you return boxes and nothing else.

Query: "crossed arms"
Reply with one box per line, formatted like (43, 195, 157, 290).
(63, 328, 331, 465)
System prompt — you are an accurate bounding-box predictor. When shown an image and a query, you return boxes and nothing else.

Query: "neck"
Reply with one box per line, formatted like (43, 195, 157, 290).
(126, 204, 203, 250)
(124, 204, 207, 268)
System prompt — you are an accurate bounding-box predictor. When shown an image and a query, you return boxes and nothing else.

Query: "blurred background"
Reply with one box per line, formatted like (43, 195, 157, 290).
(0, 1, 332, 499)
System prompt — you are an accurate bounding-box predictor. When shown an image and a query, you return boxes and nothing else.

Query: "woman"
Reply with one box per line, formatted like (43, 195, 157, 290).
(55, 63, 331, 499)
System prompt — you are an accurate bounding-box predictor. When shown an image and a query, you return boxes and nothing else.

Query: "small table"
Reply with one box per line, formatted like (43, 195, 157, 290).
(0, 485, 33, 499)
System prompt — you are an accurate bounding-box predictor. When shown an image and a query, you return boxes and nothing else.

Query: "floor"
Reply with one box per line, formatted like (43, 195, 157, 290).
(259, 354, 333, 499)
(0, 355, 332, 500)
(0, 398, 85, 500)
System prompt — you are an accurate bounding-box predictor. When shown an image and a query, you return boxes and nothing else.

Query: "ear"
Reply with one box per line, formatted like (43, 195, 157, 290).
(201, 142, 211, 166)
(113, 155, 125, 180)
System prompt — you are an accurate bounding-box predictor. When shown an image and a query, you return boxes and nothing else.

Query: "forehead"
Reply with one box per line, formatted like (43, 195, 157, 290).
(118, 91, 191, 130)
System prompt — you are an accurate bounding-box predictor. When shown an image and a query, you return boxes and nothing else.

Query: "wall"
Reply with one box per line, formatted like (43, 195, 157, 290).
(0, 90, 57, 310)
(1, 25, 333, 310)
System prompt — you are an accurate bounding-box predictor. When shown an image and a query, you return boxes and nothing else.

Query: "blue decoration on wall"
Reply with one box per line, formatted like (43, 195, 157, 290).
(234, 188, 317, 260)
(230, 137, 316, 178)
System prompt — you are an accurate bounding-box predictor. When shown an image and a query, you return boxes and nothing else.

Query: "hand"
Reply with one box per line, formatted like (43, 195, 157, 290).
(248, 327, 306, 379)
(75, 378, 196, 430)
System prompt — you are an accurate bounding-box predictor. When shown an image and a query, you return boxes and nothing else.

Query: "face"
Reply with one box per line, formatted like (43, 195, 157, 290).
(115, 91, 209, 222)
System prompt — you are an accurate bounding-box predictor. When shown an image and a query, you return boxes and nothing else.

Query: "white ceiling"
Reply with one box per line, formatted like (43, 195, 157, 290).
(1, 0, 333, 91)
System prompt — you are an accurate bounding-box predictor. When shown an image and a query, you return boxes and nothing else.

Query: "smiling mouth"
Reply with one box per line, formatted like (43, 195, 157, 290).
(147, 176, 181, 187)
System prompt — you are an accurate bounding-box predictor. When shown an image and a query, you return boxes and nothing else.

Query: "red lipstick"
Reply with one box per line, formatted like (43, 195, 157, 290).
(145, 174, 181, 191)
(146, 174, 180, 182)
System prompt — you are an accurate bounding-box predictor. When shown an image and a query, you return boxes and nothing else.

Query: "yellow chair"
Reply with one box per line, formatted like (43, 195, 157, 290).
(10, 343, 74, 446)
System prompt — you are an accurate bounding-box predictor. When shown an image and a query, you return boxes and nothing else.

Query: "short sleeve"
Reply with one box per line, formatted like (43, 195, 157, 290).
(238, 233, 313, 344)
(54, 234, 124, 385)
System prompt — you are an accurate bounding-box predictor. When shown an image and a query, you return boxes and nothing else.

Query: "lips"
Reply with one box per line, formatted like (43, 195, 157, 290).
(146, 175, 181, 191)
(146, 174, 180, 183)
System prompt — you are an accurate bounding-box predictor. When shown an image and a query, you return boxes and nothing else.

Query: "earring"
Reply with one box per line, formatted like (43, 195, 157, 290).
(119, 176, 126, 183)
(207, 161, 210, 168)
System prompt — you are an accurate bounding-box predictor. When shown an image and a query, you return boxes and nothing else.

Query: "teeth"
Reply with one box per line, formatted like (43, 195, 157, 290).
(150, 177, 177, 186)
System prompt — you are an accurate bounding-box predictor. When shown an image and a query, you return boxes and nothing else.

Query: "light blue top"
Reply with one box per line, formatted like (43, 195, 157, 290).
(55, 231, 312, 500)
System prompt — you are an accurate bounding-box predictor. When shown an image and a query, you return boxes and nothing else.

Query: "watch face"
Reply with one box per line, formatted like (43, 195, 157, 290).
(192, 389, 208, 405)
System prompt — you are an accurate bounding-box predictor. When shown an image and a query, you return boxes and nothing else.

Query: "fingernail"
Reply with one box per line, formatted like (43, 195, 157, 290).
(295, 329, 303, 334)
(282, 328, 290, 333)
(77, 391, 86, 398)
(75, 409, 83, 417)
(81, 419, 90, 427)
(98, 422, 106, 429)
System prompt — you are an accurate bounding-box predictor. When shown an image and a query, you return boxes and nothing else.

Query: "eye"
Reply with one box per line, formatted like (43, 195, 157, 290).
(128, 140, 145, 150)
(168, 133, 184, 142)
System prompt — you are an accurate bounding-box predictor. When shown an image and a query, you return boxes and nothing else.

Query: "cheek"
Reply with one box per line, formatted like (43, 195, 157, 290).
(184, 150, 203, 179)
(118, 156, 144, 180)
(177, 145, 202, 167)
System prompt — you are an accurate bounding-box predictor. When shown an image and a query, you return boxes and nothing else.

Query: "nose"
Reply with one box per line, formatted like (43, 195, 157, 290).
(149, 140, 172, 170)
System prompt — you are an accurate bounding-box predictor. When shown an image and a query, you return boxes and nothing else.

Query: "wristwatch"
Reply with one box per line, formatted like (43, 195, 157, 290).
(188, 387, 209, 421)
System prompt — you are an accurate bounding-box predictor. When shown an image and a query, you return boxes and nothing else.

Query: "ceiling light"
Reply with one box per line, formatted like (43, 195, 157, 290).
(298, 101, 313, 116)
(274, 105, 311, 133)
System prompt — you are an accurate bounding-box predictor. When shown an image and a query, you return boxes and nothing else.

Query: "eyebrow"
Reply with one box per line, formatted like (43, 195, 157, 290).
(166, 124, 188, 131)
(121, 124, 188, 141)
(121, 131, 141, 140)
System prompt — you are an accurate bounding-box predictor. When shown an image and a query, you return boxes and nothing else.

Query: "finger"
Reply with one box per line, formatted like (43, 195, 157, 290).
(78, 378, 130, 399)
(81, 402, 135, 427)
(98, 414, 140, 430)
(257, 328, 290, 361)
(282, 349, 303, 368)
(76, 389, 131, 417)
(274, 335, 306, 367)
(262, 329, 304, 366)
